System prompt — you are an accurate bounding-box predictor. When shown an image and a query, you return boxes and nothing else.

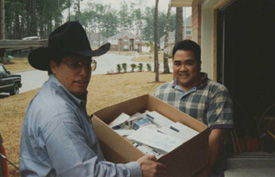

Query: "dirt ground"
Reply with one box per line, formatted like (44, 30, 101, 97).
(0, 56, 173, 177)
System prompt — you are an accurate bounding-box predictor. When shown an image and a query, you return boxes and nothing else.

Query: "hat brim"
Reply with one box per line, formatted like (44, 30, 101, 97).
(28, 43, 111, 71)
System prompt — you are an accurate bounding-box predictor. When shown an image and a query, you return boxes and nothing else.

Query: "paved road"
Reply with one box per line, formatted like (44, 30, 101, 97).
(92, 53, 150, 75)
(13, 53, 172, 94)
(17, 69, 48, 93)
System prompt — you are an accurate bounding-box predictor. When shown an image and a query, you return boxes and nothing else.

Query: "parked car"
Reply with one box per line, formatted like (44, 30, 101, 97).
(0, 64, 22, 95)
(22, 36, 40, 40)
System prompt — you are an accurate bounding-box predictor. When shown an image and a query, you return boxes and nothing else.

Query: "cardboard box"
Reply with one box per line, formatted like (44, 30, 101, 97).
(92, 94, 209, 177)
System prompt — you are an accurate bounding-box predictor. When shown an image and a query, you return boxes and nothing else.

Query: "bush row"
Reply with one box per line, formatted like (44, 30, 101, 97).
(116, 63, 152, 73)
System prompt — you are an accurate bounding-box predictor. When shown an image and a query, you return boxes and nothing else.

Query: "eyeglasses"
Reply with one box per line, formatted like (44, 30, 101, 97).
(62, 60, 97, 72)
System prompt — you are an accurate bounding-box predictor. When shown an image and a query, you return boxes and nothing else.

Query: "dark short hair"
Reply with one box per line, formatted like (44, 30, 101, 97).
(47, 52, 64, 75)
(172, 40, 201, 62)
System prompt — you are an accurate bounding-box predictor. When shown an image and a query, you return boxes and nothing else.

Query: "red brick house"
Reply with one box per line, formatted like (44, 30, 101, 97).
(108, 31, 142, 52)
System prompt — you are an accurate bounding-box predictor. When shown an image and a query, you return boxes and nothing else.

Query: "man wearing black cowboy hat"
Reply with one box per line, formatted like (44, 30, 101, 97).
(20, 21, 166, 177)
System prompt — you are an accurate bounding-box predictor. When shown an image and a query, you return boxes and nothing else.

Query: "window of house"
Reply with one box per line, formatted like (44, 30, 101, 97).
(135, 39, 139, 43)
(124, 45, 128, 50)
(124, 39, 128, 43)
(186, 27, 192, 35)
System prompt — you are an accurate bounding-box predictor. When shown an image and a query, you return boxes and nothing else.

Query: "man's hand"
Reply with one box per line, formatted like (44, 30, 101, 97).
(137, 155, 167, 177)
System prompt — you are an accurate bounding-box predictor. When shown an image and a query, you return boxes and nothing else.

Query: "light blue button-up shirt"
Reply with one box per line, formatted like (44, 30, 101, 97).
(20, 75, 141, 177)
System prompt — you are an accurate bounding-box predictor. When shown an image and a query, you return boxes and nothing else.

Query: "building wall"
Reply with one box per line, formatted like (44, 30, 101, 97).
(110, 44, 118, 51)
(191, 0, 226, 80)
(192, 0, 201, 45)
(183, 26, 192, 40)
(134, 36, 142, 52)
(201, 5, 215, 80)
(119, 36, 128, 51)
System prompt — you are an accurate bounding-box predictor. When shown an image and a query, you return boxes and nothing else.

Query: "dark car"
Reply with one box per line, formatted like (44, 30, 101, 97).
(0, 64, 22, 95)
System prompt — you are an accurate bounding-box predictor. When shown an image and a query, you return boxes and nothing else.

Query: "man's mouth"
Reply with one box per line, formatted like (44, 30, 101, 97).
(179, 73, 189, 78)
(74, 80, 88, 85)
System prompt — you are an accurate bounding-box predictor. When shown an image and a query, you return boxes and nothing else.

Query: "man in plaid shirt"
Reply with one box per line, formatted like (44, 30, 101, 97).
(153, 40, 233, 177)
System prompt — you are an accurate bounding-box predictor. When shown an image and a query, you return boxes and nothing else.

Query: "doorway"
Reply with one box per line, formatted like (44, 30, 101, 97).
(217, 0, 275, 139)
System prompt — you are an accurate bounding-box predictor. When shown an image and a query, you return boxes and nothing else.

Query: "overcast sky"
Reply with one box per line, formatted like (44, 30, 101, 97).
(62, 0, 191, 23)
(81, 0, 191, 15)
(86, 0, 172, 12)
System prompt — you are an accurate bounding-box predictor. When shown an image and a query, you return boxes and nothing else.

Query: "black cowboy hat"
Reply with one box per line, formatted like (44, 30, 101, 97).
(28, 21, 110, 71)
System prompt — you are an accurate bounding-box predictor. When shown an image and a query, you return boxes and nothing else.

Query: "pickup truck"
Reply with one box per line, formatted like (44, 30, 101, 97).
(0, 63, 22, 95)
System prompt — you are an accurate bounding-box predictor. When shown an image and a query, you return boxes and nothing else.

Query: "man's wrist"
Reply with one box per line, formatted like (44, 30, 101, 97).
(125, 161, 143, 177)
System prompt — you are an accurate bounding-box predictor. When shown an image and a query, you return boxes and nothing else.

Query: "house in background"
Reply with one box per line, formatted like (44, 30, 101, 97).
(159, 15, 192, 55)
(87, 32, 108, 49)
(181, 15, 192, 40)
(108, 31, 142, 52)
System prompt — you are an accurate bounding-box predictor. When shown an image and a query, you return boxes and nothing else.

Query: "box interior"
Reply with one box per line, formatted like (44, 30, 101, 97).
(92, 94, 209, 177)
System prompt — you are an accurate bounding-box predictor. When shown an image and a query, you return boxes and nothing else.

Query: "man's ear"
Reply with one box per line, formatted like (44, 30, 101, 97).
(49, 60, 57, 75)
(199, 60, 202, 71)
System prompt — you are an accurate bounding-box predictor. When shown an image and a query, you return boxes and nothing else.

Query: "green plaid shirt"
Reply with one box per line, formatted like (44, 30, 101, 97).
(153, 73, 233, 130)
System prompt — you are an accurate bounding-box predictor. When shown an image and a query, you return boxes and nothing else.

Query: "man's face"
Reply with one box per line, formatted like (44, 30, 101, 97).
(50, 55, 92, 97)
(173, 50, 201, 91)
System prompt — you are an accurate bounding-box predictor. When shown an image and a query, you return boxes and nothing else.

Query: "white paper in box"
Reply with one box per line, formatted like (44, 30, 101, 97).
(92, 94, 209, 177)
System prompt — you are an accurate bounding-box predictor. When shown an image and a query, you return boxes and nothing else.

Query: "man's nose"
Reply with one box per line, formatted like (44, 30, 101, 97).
(79, 66, 91, 76)
(179, 64, 187, 71)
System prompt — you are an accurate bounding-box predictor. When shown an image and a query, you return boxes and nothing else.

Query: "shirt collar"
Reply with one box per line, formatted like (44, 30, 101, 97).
(48, 74, 87, 106)
(197, 72, 208, 89)
(172, 72, 208, 89)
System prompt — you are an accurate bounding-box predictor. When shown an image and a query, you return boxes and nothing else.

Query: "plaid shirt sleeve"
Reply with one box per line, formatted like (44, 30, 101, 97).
(206, 83, 233, 130)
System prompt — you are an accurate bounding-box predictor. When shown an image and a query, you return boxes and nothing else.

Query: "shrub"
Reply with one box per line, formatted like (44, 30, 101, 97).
(138, 63, 143, 72)
(146, 63, 152, 71)
(122, 63, 127, 72)
(130, 64, 136, 72)
(117, 64, 122, 73)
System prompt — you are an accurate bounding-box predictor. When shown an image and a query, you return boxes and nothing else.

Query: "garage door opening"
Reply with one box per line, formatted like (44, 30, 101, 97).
(217, 0, 275, 152)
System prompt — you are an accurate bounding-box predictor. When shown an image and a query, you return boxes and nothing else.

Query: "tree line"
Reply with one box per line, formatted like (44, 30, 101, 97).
(3, 0, 176, 42)
(1, 0, 181, 78)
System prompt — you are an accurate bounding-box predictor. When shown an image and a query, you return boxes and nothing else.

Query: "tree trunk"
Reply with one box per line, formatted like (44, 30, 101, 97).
(39, 17, 44, 39)
(68, 0, 71, 21)
(25, 1, 31, 36)
(30, 0, 37, 36)
(0, 0, 6, 62)
(26, 0, 37, 36)
(47, 20, 53, 37)
(154, 0, 159, 82)
(21, 11, 25, 38)
(15, 11, 21, 39)
(175, 7, 183, 43)
(54, 0, 62, 29)
(163, 3, 171, 74)
(76, 0, 81, 21)
(37, 1, 45, 38)
(0, 0, 5, 39)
